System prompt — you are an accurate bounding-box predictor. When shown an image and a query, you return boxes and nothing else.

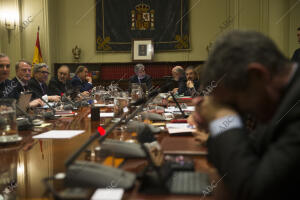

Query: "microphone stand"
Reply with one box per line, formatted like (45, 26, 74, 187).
(65, 94, 158, 167)
(16, 104, 33, 130)
(170, 92, 187, 118)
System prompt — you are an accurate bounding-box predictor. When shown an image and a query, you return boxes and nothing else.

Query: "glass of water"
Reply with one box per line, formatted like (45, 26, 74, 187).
(0, 99, 18, 138)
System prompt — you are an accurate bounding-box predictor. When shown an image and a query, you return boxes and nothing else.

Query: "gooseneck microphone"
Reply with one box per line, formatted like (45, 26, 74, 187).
(16, 104, 33, 130)
(170, 92, 187, 118)
(130, 82, 172, 107)
(62, 94, 77, 110)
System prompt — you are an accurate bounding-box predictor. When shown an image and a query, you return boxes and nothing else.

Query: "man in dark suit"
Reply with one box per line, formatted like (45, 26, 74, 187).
(171, 65, 186, 95)
(48, 65, 72, 96)
(71, 65, 93, 95)
(9, 60, 32, 99)
(129, 63, 152, 91)
(28, 63, 60, 102)
(193, 31, 300, 200)
(182, 66, 201, 96)
(291, 27, 300, 63)
(0, 54, 43, 107)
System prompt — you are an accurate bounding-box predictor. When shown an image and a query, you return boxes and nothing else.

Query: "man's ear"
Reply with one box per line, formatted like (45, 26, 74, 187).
(247, 63, 271, 84)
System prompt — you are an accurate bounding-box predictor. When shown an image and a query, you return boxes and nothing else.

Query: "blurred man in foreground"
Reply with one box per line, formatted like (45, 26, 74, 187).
(193, 31, 300, 200)
(291, 27, 300, 63)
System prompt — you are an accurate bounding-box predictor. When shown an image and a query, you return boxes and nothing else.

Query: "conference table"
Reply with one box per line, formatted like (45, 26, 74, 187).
(1, 104, 231, 200)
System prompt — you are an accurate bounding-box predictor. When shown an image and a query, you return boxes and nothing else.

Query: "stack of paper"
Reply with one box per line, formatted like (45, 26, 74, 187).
(166, 123, 196, 134)
(33, 130, 85, 139)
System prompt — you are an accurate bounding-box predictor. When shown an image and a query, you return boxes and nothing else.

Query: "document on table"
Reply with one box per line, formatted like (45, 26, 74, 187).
(165, 106, 195, 113)
(166, 123, 196, 134)
(91, 188, 124, 200)
(87, 112, 115, 118)
(42, 102, 55, 109)
(33, 130, 85, 139)
(94, 104, 115, 107)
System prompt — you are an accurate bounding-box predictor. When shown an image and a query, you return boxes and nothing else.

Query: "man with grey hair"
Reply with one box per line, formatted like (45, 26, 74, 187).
(28, 63, 60, 101)
(129, 63, 152, 90)
(8, 60, 32, 99)
(171, 65, 186, 94)
(0, 54, 43, 107)
(192, 30, 300, 199)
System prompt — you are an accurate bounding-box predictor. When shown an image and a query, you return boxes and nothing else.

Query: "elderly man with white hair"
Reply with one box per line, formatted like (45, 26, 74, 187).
(171, 65, 187, 94)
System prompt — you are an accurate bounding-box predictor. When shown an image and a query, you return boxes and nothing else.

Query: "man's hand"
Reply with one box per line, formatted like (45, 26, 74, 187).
(172, 88, 178, 94)
(86, 76, 92, 83)
(192, 96, 237, 130)
(186, 80, 194, 88)
(48, 95, 61, 102)
(193, 130, 209, 146)
(81, 91, 90, 97)
(29, 99, 44, 107)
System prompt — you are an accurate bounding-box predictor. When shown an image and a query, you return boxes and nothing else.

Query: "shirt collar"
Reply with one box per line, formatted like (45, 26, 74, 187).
(16, 76, 27, 86)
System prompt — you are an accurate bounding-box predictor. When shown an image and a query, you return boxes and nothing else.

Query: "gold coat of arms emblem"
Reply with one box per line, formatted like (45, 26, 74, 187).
(131, 3, 155, 30)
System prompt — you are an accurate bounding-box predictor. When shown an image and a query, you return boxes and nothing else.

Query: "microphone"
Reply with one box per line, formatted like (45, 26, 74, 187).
(64, 84, 162, 189)
(63, 104, 73, 111)
(130, 82, 172, 106)
(16, 104, 33, 130)
(61, 93, 77, 110)
(170, 92, 187, 118)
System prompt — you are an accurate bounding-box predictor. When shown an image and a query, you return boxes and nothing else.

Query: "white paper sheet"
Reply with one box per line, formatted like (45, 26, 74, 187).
(42, 102, 55, 109)
(94, 104, 115, 107)
(33, 130, 85, 139)
(164, 106, 195, 113)
(91, 188, 124, 200)
(166, 123, 196, 134)
(88, 113, 115, 118)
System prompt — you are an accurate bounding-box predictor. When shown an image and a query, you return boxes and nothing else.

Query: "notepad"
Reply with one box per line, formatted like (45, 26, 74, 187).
(165, 106, 195, 113)
(166, 123, 196, 134)
(94, 104, 115, 107)
(33, 130, 85, 139)
(91, 188, 124, 200)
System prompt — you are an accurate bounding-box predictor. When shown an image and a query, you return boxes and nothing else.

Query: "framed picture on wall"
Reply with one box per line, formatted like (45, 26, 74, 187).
(132, 39, 154, 61)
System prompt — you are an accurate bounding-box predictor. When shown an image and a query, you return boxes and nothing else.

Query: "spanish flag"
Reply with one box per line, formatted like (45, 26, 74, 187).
(32, 28, 43, 65)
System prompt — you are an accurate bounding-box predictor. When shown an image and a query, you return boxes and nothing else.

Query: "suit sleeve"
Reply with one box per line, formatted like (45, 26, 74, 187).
(207, 120, 300, 200)
(48, 80, 61, 96)
(28, 80, 43, 99)
(81, 82, 93, 92)
(178, 80, 187, 95)
(146, 75, 152, 90)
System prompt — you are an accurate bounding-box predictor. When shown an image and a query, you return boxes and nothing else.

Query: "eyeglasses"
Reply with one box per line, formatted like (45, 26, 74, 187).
(38, 71, 49, 75)
(0, 64, 10, 69)
(21, 68, 31, 72)
(58, 72, 68, 76)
